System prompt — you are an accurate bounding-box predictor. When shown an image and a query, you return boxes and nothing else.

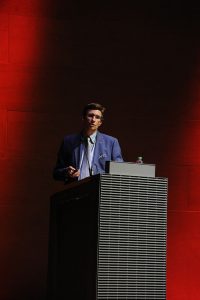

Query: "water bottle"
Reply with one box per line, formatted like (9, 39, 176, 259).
(136, 156, 143, 164)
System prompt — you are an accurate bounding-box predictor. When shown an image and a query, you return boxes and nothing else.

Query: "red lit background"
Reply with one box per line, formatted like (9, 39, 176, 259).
(0, 1, 200, 299)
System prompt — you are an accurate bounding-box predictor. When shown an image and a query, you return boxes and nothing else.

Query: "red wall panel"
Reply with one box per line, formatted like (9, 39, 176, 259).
(167, 212, 200, 300)
(0, 13, 8, 63)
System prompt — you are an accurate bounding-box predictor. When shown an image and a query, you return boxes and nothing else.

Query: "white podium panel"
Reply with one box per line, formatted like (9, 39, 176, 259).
(97, 174, 167, 299)
(106, 161, 156, 177)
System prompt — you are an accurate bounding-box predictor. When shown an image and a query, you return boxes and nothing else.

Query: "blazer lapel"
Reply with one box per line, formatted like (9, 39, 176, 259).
(73, 134, 82, 169)
(93, 132, 104, 164)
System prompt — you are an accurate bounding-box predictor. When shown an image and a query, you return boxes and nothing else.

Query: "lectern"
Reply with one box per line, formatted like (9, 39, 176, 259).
(47, 164, 168, 300)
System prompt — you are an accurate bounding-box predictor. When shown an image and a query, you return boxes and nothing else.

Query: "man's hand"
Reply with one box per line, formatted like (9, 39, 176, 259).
(66, 166, 80, 178)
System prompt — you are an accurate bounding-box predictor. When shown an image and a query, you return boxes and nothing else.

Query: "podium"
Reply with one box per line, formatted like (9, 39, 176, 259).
(47, 172, 168, 300)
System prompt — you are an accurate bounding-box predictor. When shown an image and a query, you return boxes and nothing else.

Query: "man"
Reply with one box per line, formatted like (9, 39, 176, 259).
(53, 102, 123, 183)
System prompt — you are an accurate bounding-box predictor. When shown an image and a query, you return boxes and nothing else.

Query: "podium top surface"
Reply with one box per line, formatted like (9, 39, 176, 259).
(105, 161, 155, 177)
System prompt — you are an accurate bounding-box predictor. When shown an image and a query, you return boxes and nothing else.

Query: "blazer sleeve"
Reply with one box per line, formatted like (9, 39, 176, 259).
(111, 138, 124, 162)
(53, 136, 79, 183)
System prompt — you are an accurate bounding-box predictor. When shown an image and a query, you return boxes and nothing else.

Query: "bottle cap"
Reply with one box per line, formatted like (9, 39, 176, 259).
(136, 156, 143, 163)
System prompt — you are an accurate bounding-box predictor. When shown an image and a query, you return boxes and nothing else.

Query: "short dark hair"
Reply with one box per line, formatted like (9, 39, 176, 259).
(82, 103, 106, 119)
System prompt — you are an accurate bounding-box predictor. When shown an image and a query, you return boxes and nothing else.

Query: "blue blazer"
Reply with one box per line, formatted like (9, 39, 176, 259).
(53, 131, 123, 182)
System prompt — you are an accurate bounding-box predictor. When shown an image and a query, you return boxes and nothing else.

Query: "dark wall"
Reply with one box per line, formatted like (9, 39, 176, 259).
(0, 1, 200, 299)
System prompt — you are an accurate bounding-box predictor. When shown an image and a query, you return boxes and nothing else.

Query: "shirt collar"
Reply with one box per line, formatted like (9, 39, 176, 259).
(89, 132, 97, 144)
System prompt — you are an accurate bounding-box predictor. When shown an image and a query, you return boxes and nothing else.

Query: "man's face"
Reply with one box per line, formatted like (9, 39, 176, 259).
(83, 109, 102, 132)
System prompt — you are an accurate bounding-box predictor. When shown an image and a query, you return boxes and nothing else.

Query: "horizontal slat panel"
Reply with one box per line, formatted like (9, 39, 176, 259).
(97, 174, 168, 300)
